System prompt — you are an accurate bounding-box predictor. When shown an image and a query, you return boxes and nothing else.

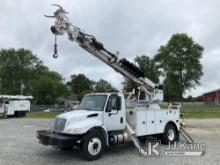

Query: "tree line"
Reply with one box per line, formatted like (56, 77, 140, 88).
(66, 74, 117, 100)
(123, 33, 203, 101)
(0, 33, 203, 104)
(0, 49, 116, 104)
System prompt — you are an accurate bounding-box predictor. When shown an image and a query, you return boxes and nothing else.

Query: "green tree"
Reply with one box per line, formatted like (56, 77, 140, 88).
(185, 95, 193, 102)
(123, 55, 160, 93)
(31, 67, 68, 104)
(0, 48, 42, 94)
(66, 74, 94, 100)
(135, 55, 160, 83)
(122, 78, 138, 94)
(196, 96, 203, 102)
(163, 75, 179, 101)
(154, 33, 203, 101)
(95, 79, 117, 92)
(0, 48, 68, 104)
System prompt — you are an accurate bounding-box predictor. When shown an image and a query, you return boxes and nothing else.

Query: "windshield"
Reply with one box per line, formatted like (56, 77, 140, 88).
(78, 95, 107, 111)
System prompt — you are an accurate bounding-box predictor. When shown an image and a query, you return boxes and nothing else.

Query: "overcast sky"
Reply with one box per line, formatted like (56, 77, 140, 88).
(0, 0, 219, 97)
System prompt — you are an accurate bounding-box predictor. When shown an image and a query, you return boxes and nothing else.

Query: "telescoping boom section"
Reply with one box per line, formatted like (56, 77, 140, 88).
(45, 4, 163, 103)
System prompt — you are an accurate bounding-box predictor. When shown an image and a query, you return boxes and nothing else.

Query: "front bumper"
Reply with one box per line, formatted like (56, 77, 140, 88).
(36, 130, 78, 148)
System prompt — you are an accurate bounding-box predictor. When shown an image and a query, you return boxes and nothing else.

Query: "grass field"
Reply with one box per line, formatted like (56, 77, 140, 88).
(26, 104, 220, 119)
(182, 112, 220, 118)
(26, 112, 62, 119)
(181, 104, 220, 118)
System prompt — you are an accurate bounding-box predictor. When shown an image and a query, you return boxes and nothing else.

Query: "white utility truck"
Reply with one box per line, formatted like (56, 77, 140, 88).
(37, 5, 186, 160)
(0, 95, 33, 118)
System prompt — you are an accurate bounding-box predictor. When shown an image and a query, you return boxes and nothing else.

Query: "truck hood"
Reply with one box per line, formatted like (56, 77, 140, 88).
(57, 110, 100, 120)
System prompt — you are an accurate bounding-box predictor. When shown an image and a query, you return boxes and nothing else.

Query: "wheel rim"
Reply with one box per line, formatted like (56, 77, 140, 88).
(168, 129, 175, 141)
(88, 137, 102, 156)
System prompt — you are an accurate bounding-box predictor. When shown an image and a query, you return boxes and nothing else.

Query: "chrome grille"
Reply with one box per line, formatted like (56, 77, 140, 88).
(53, 118, 66, 132)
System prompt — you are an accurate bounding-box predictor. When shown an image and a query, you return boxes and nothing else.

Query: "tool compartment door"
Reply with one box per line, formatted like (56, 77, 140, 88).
(155, 111, 164, 134)
(135, 110, 147, 136)
(146, 111, 156, 135)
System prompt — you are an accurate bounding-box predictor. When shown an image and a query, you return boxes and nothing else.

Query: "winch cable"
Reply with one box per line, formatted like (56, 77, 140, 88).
(53, 34, 58, 58)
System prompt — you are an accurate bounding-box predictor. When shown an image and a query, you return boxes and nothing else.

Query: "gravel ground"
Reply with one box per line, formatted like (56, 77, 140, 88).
(0, 118, 220, 165)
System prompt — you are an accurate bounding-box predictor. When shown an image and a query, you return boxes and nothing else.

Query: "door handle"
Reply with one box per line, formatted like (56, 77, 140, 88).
(120, 117, 123, 124)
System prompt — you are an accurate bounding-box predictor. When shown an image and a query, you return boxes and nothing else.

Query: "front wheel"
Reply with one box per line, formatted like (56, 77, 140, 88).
(80, 130, 105, 161)
(162, 124, 178, 144)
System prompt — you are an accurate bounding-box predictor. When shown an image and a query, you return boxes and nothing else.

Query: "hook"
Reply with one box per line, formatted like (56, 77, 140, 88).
(53, 51, 58, 58)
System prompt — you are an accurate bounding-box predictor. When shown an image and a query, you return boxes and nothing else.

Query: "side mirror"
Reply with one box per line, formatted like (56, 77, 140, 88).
(106, 97, 112, 112)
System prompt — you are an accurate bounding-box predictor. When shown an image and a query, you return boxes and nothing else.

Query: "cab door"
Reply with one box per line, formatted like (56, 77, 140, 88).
(103, 94, 125, 131)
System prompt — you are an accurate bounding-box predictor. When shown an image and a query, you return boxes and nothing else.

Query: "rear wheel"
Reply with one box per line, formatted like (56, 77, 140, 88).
(80, 130, 105, 161)
(22, 112, 26, 117)
(15, 111, 26, 117)
(162, 124, 177, 144)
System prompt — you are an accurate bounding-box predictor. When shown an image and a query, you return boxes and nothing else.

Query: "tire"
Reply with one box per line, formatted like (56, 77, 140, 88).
(14, 112, 19, 117)
(80, 130, 106, 161)
(22, 112, 26, 117)
(162, 124, 177, 144)
(15, 112, 26, 117)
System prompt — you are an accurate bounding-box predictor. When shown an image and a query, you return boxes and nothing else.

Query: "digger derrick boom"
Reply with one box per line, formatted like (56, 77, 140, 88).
(46, 4, 163, 102)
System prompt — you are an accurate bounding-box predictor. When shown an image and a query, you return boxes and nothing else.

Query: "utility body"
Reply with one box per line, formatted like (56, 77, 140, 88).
(37, 5, 181, 160)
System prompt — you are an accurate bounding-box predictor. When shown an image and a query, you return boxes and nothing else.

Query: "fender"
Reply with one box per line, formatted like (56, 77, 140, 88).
(87, 126, 109, 146)
(164, 120, 180, 132)
(64, 118, 109, 146)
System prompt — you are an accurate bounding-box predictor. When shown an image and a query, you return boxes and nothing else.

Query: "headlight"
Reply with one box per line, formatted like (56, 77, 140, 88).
(36, 131, 39, 138)
(64, 128, 82, 134)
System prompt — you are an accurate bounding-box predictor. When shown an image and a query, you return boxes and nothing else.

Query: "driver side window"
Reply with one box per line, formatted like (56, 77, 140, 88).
(111, 95, 121, 110)
(111, 95, 117, 110)
(106, 94, 121, 112)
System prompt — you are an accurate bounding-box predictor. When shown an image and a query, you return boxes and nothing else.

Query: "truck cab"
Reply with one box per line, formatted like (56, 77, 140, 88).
(37, 93, 180, 160)
(54, 93, 125, 135)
